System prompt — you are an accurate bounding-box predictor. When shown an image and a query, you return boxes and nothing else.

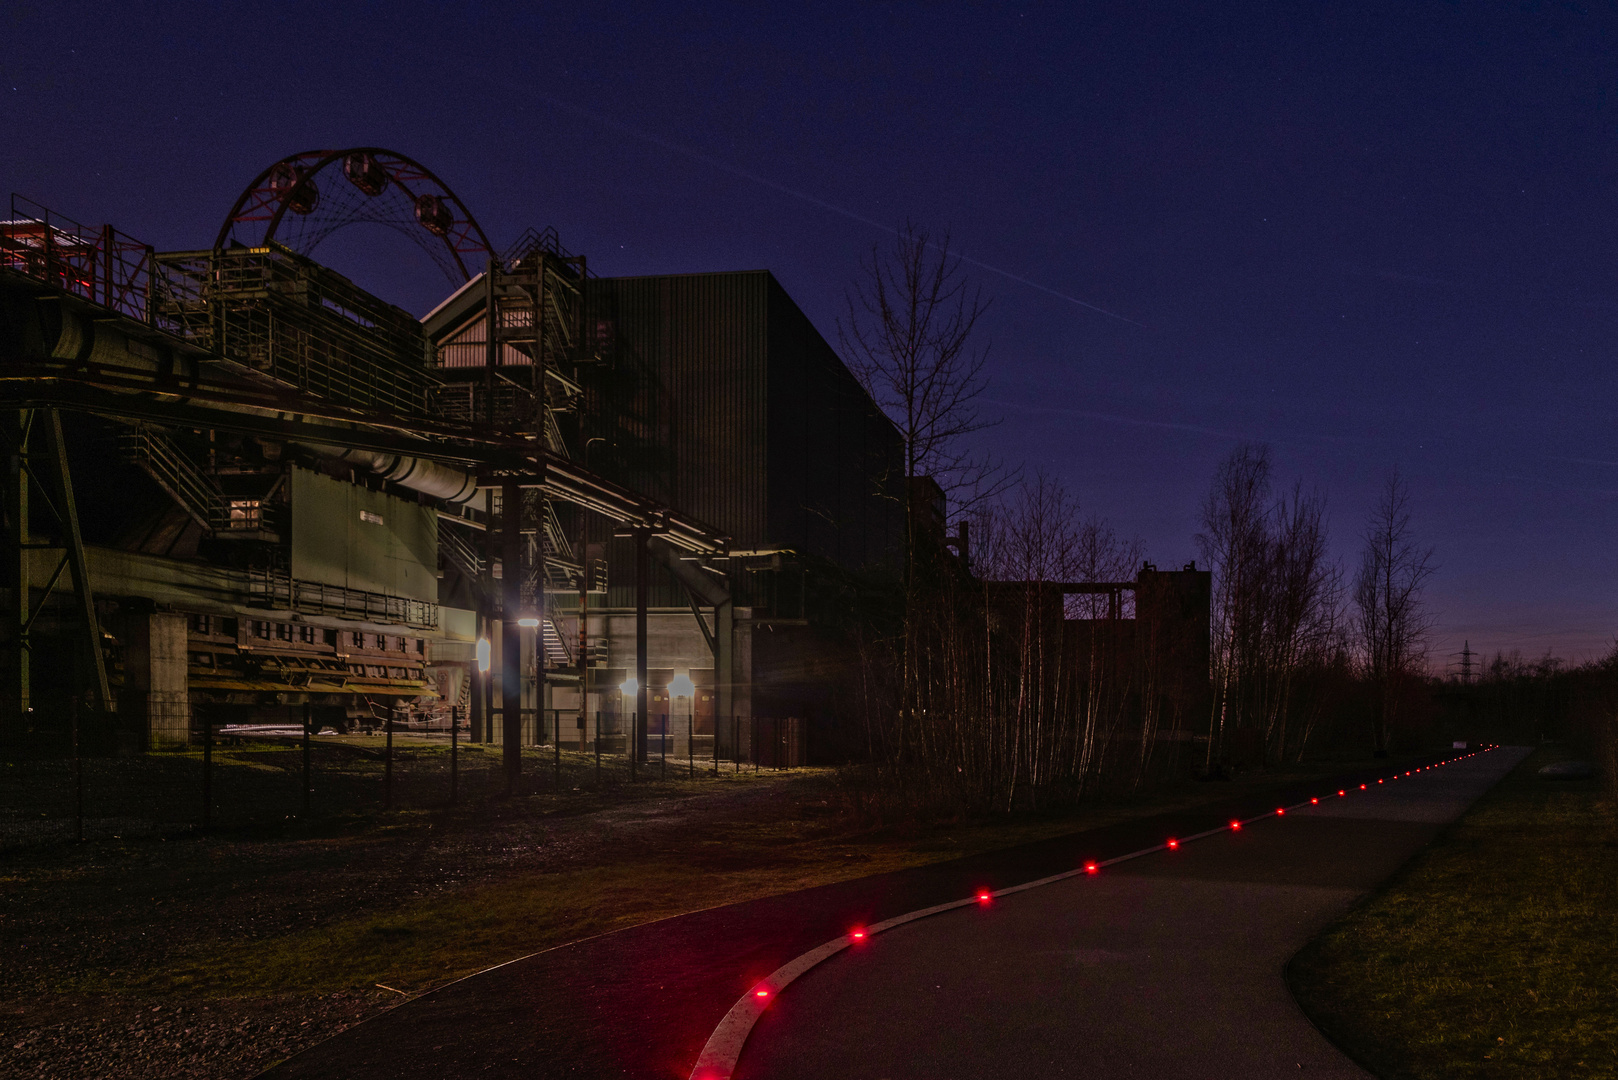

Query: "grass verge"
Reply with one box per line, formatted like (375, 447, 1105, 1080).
(1289, 745, 1618, 1079)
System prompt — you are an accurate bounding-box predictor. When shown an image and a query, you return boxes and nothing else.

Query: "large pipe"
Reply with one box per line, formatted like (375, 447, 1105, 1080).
(304, 444, 479, 504)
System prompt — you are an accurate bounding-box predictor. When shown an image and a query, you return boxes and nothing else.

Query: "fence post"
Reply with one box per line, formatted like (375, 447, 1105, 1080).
(660, 713, 667, 781)
(554, 709, 560, 793)
(688, 707, 694, 780)
(630, 712, 638, 783)
(72, 695, 82, 842)
(450, 705, 460, 806)
(595, 710, 601, 784)
(301, 702, 311, 817)
(384, 710, 394, 811)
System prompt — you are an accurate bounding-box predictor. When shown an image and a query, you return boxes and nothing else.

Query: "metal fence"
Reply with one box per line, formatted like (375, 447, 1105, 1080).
(0, 707, 797, 851)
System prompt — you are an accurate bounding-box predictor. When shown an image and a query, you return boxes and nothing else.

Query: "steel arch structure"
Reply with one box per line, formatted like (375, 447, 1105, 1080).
(214, 148, 494, 283)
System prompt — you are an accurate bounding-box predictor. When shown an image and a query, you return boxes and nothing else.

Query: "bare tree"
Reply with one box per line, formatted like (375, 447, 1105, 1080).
(1353, 470, 1436, 755)
(1197, 444, 1273, 771)
(840, 223, 1010, 515)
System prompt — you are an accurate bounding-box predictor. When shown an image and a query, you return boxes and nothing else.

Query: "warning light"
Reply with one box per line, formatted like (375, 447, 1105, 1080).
(1229, 820, 1242, 831)
(850, 929, 866, 940)
(1310, 797, 1319, 804)
(1167, 838, 1179, 849)
(977, 890, 991, 903)
(1360, 784, 1368, 790)
(1338, 790, 1346, 797)
(754, 988, 769, 998)
(1378, 779, 1384, 784)
(1085, 861, 1098, 874)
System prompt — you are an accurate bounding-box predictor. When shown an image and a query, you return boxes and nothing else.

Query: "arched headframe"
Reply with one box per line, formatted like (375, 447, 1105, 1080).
(214, 147, 495, 283)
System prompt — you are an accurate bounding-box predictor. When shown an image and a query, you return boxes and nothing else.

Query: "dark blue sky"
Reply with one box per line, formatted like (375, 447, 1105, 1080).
(6, 1, 1617, 664)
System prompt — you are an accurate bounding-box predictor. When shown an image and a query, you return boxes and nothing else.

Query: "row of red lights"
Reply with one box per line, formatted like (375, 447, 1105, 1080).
(748, 746, 1499, 1006)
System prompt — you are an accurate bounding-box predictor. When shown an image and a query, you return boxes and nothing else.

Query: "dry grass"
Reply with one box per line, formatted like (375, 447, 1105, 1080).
(1289, 746, 1618, 1079)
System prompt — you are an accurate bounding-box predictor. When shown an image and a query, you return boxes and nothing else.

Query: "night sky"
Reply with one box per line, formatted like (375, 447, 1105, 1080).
(5, 2, 1617, 665)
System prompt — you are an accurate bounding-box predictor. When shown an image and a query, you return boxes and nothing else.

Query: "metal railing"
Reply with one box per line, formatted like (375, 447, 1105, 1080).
(2, 194, 162, 327)
(247, 568, 439, 629)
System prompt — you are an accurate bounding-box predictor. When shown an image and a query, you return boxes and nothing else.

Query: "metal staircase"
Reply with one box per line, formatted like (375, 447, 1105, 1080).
(119, 425, 230, 532)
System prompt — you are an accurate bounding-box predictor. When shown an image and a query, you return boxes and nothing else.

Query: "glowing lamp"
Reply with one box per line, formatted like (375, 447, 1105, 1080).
(1276, 808, 1285, 815)
(1310, 798, 1319, 804)
(1360, 784, 1367, 790)
(669, 673, 696, 697)
(1167, 838, 1179, 849)
(1085, 861, 1098, 874)
(517, 616, 540, 628)
(1229, 820, 1242, 831)
(475, 637, 491, 674)
(754, 988, 769, 999)
(1338, 790, 1346, 797)
(850, 929, 866, 940)
(977, 890, 991, 903)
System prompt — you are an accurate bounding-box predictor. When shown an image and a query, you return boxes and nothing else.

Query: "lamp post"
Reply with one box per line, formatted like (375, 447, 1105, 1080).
(669, 673, 695, 779)
(620, 676, 638, 781)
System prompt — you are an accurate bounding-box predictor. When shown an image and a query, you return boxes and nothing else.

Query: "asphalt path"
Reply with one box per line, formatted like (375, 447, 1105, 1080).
(260, 749, 1521, 1080)
(737, 746, 1529, 1079)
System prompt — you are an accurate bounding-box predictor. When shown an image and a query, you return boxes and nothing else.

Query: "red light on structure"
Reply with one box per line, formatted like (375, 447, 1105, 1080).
(1167, 838, 1179, 849)
(1311, 797, 1319, 804)
(1229, 820, 1242, 831)
(1378, 779, 1384, 784)
(755, 988, 770, 999)
(977, 890, 991, 903)
(1338, 790, 1346, 796)
(1360, 784, 1368, 790)
(1276, 808, 1285, 815)
(850, 930, 866, 940)
(1085, 861, 1098, 874)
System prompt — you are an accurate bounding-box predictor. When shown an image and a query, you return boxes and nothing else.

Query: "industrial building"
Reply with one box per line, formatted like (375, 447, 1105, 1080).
(0, 148, 1209, 780)
(0, 148, 902, 778)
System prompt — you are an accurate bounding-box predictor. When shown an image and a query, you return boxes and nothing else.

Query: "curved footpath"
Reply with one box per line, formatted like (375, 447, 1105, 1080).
(261, 747, 1525, 1080)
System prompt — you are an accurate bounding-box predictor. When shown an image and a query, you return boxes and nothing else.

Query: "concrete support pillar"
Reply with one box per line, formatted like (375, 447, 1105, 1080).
(502, 480, 523, 790)
(124, 611, 190, 748)
(0, 410, 28, 736)
(634, 529, 649, 765)
(715, 599, 733, 755)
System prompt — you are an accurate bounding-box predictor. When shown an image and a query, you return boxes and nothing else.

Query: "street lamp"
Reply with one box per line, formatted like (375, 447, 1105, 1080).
(669, 674, 695, 778)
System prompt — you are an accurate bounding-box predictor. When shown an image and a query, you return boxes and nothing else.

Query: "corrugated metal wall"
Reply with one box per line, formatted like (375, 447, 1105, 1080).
(766, 278, 903, 571)
(590, 269, 901, 610)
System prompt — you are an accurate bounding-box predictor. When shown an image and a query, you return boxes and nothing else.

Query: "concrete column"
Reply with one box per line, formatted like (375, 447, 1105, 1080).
(125, 611, 190, 748)
(635, 529, 649, 764)
(502, 480, 523, 789)
(0, 410, 28, 735)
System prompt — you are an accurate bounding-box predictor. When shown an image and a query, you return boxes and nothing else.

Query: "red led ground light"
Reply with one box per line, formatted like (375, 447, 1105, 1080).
(1229, 820, 1242, 831)
(1085, 861, 1099, 874)
(977, 890, 991, 903)
(1167, 838, 1179, 849)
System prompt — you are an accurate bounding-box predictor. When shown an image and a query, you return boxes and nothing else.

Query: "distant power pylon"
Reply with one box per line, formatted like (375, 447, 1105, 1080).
(1454, 640, 1477, 685)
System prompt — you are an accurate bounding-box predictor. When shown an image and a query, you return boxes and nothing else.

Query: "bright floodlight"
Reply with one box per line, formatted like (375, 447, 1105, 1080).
(669, 673, 696, 697)
(476, 637, 491, 673)
(620, 677, 639, 697)
(517, 616, 541, 628)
